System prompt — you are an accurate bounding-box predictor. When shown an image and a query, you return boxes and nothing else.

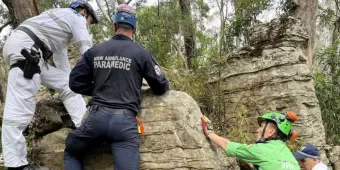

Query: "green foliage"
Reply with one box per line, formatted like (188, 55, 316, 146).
(279, 0, 292, 13)
(192, 30, 220, 67)
(193, 0, 210, 18)
(89, 17, 114, 44)
(135, 3, 182, 67)
(315, 41, 340, 145)
(224, 107, 254, 144)
(165, 66, 210, 105)
(38, 0, 74, 12)
(318, 5, 336, 28)
(135, 1, 215, 69)
(315, 72, 340, 144)
(314, 0, 340, 145)
(231, 0, 272, 36)
(317, 40, 340, 76)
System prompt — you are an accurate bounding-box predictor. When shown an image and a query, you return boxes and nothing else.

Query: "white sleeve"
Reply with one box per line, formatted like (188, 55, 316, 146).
(71, 17, 93, 55)
(53, 48, 71, 73)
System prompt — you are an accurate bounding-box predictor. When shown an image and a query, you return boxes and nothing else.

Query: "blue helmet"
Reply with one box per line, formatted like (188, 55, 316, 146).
(69, 0, 99, 24)
(112, 12, 137, 29)
(112, 4, 136, 29)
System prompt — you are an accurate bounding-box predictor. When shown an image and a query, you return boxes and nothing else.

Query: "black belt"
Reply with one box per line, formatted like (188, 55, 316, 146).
(89, 105, 136, 117)
(9, 59, 27, 70)
(10, 63, 18, 70)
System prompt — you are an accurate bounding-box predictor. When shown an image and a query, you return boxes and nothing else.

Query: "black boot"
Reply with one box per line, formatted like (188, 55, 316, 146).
(7, 165, 27, 170)
(7, 164, 49, 170)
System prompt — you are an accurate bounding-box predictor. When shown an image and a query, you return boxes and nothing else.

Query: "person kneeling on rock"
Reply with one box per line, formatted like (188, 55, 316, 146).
(63, 4, 169, 170)
(201, 112, 301, 170)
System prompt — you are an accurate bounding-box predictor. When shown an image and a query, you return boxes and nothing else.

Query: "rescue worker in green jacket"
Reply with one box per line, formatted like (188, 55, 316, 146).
(201, 111, 301, 170)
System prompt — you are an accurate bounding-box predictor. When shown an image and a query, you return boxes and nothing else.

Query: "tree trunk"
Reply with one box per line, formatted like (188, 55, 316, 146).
(330, 1, 340, 84)
(179, 0, 196, 68)
(289, 0, 318, 67)
(2, 0, 40, 29)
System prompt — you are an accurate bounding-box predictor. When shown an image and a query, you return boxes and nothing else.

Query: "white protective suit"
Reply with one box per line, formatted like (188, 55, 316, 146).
(1, 8, 93, 167)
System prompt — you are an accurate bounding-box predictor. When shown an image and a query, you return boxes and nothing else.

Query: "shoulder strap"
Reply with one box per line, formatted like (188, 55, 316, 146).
(17, 26, 45, 50)
(16, 26, 53, 61)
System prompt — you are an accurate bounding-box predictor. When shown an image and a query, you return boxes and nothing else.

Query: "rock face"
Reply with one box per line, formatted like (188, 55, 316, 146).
(31, 91, 239, 170)
(325, 145, 340, 170)
(25, 91, 75, 137)
(209, 16, 329, 163)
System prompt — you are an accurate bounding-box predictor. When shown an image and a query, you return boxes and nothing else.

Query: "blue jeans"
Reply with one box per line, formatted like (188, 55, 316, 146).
(64, 108, 140, 170)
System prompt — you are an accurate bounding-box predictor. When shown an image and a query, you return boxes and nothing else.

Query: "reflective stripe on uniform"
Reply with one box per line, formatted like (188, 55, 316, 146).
(76, 40, 93, 48)
(2, 119, 29, 127)
(22, 20, 70, 52)
(47, 11, 72, 38)
(20, 20, 54, 50)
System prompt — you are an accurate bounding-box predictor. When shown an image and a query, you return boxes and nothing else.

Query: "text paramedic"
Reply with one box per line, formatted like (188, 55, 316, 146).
(94, 56, 132, 70)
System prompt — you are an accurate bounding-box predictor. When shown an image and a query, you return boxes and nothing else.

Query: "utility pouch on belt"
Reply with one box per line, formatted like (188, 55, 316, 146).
(20, 48, 41, 79)
(136, 117, 144, 134)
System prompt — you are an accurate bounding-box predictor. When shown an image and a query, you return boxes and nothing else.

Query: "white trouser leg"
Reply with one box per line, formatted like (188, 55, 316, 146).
(40, 65, 86, 127)
(2, 29, 41, 168)
(2, 68, 41, 167)
(52, 48, 71, 74)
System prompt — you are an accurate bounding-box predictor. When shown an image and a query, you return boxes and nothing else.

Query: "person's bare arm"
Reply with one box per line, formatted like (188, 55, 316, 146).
(207, 133, 230, 151)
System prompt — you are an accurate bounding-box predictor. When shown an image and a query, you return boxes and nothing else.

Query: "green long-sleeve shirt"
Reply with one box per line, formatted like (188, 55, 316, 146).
(225, 140, 300, 170)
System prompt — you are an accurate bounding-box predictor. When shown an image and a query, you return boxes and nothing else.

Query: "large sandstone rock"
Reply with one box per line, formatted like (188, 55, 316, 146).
(209, 16, 329, 163)
(31, 91, 239, 170)
(325, 145, 340, 170)
(26, 91, 75, 137)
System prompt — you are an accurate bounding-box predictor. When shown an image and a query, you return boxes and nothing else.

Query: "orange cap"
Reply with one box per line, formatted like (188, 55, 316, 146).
(287, 112, 298, 121)
(290, 132, 298, 140)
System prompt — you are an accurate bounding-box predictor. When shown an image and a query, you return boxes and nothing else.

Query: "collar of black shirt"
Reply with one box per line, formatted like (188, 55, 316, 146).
(112, 34, 132, 41)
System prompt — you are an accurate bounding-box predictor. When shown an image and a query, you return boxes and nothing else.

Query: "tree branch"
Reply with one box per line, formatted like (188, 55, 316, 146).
(126, 0, 132, 4)
(96, 0, 112, 23)
(104, 0, 113, 20)
(335, 0, 340, 14)
(164, 24, 188, 68)
(0, 20, 13, 33)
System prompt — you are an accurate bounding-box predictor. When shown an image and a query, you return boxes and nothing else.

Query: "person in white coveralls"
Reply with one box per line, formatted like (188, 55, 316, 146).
(1, 0, 98, 169)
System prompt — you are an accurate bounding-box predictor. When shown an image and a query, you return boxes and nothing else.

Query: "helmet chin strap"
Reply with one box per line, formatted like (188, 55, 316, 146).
(256, 121, 269, 143)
